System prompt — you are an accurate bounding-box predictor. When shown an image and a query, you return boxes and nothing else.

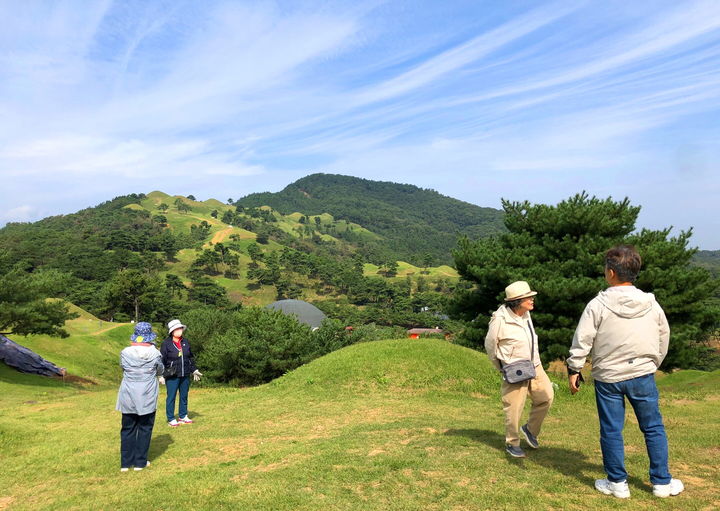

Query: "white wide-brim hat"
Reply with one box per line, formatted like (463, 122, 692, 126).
(504, 281, 538, 301)
(167, 319, 187, 334)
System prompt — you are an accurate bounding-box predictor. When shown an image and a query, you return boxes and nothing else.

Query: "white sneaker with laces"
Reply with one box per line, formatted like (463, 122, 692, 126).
(168, 419, 180, 427)
(653, 478, 684, 498)
(595, 479, 630, 498)
(179, 416, 193, 424)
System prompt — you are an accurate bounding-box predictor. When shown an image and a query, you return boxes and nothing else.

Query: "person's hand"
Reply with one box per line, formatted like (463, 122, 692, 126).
(193, 370, 203, 382)
(159, 376, 165, 385)
(568, 373, 581, 394)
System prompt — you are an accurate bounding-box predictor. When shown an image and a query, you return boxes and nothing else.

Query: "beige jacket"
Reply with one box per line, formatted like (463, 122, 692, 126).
(567, 285, 670, 383)
(484, 305, 541, 371)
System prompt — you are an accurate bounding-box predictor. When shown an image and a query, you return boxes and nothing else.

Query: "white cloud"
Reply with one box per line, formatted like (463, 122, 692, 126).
(0, 205, 37, 224)
(1, 1, 720, 246)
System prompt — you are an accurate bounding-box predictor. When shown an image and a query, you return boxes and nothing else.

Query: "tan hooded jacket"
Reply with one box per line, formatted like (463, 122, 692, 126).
(567, 285, 670, 383)
(484, 304, 542, 371)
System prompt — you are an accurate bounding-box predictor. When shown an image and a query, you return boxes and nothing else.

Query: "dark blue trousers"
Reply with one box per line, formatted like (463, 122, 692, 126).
(165, 375, 191, 422)
(120, 412, 155, 468)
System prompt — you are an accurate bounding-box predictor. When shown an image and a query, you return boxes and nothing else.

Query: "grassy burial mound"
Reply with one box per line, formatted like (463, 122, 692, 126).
(1, 339, 718, 510)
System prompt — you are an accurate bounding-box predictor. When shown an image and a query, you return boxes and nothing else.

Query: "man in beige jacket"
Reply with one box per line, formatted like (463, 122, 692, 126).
(485, 281, 554, 458)
(567, 245, 683, 499)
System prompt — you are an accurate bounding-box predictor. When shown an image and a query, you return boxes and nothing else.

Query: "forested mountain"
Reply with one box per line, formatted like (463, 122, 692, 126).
(693, 250, 720, 278)
(236, 174, 505, 265)
(0, 176, 477, 328)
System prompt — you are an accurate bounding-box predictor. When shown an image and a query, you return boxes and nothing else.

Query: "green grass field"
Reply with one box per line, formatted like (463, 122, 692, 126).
(1, 317, 718, 510)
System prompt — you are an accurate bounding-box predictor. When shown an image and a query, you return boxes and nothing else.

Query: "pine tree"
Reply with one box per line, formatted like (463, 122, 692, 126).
(450, 192, 719, 370)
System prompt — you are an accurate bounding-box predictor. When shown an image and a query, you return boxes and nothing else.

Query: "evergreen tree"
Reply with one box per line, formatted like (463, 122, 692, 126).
(165, 274, 186, 297)
(188, 276, 229, 306)
(450, 193, 719, 370)
(103, 269, 167, 323)
(422, 253, 433, 274)
(0, 269, 77, 337)
(246, 242, 262, 262)
(255, 230, 270, 245)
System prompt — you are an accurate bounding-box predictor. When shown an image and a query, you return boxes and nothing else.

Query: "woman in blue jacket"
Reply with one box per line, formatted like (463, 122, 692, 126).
(160, 319, 202, 427)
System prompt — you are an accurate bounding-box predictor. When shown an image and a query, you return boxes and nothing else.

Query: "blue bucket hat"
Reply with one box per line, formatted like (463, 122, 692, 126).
(130, 322, 157, 344)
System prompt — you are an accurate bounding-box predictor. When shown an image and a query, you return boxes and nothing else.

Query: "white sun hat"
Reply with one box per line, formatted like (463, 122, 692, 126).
(167, 319, 187, 335)
(504, 281, 538, 301)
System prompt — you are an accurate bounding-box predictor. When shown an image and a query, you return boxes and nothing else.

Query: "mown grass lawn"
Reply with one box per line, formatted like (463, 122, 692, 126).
(1, 339, 718, 510)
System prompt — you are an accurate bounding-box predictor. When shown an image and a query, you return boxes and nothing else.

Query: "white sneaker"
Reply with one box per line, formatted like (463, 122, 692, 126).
(179, 416, 193, 424)
(120, 467, 129, 472)
(653, 479, 684, 498)
(168, 419, 180, 427)
(133, 467, 143, 471)
(595, 479, 630, 498)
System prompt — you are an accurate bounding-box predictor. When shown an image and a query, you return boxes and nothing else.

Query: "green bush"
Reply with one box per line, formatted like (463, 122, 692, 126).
(193, 307, 311, 385)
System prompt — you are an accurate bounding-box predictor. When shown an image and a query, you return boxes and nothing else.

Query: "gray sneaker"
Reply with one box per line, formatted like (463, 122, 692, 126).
(521, 424, 539, 449)
(505, 444, 526, 458)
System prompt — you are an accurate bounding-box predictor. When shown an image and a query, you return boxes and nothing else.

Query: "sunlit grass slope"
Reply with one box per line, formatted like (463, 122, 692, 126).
(1, 338, 718, 510)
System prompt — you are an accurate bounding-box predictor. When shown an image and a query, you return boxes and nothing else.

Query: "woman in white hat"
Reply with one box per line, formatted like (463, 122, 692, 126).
(484, 281, 554, 458)
(160, 319, 202, 427)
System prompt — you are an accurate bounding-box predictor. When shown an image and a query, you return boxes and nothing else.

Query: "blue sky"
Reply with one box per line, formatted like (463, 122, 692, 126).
(1, 0, 719, 248)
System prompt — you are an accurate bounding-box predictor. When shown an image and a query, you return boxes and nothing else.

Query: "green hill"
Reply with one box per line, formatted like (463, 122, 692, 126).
(0, 177, 463, 325)
(1, 337, 717, 510)
(236, 173, 505, 265)
(693, 249, 720, 279)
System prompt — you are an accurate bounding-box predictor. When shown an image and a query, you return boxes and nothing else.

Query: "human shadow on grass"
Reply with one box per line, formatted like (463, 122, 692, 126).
(148, 434, 174, 461)
(444, 428, 646, 490)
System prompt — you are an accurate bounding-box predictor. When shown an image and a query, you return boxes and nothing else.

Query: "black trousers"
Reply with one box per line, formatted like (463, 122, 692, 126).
(120, 412, 156, 468)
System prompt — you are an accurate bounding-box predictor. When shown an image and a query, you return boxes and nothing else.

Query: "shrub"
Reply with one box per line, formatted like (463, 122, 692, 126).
(195, 307, 313, 385)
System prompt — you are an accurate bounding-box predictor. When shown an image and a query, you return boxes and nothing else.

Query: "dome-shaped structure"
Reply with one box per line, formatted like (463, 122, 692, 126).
(265, 299, 327, 329)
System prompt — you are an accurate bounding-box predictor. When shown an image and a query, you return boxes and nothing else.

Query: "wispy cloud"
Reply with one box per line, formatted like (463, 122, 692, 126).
(1, 0, 719, 246)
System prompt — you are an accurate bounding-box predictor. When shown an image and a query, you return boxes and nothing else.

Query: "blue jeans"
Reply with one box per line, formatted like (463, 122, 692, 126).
(594, 373, 671, 484)
(120, 412, 155, 468)
(166, 375, 191, 422)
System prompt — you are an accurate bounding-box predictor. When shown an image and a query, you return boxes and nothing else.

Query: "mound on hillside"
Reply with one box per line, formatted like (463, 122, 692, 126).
(266, 299, 327, 329)
(272, 338, 498, 394)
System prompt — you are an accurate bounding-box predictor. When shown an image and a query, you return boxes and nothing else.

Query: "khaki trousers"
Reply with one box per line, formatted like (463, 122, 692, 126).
(501, 364, 554, 446)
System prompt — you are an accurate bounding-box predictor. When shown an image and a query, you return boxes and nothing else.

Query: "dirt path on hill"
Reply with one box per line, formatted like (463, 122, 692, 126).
(90, 323, 130, 335)
(211, 226, 234, 244)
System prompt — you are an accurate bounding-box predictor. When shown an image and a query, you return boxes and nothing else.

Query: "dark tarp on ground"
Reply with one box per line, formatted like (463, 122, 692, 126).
(265, 299, 327, 329)
(0, 334, 66, 377)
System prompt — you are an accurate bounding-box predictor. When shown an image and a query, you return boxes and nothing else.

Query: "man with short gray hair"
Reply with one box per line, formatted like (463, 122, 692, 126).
(567, 245, 683, 499)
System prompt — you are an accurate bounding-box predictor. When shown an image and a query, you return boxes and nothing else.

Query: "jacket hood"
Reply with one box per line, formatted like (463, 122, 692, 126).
(596, 286, 654, 319)
(125, 344, 159, 362)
